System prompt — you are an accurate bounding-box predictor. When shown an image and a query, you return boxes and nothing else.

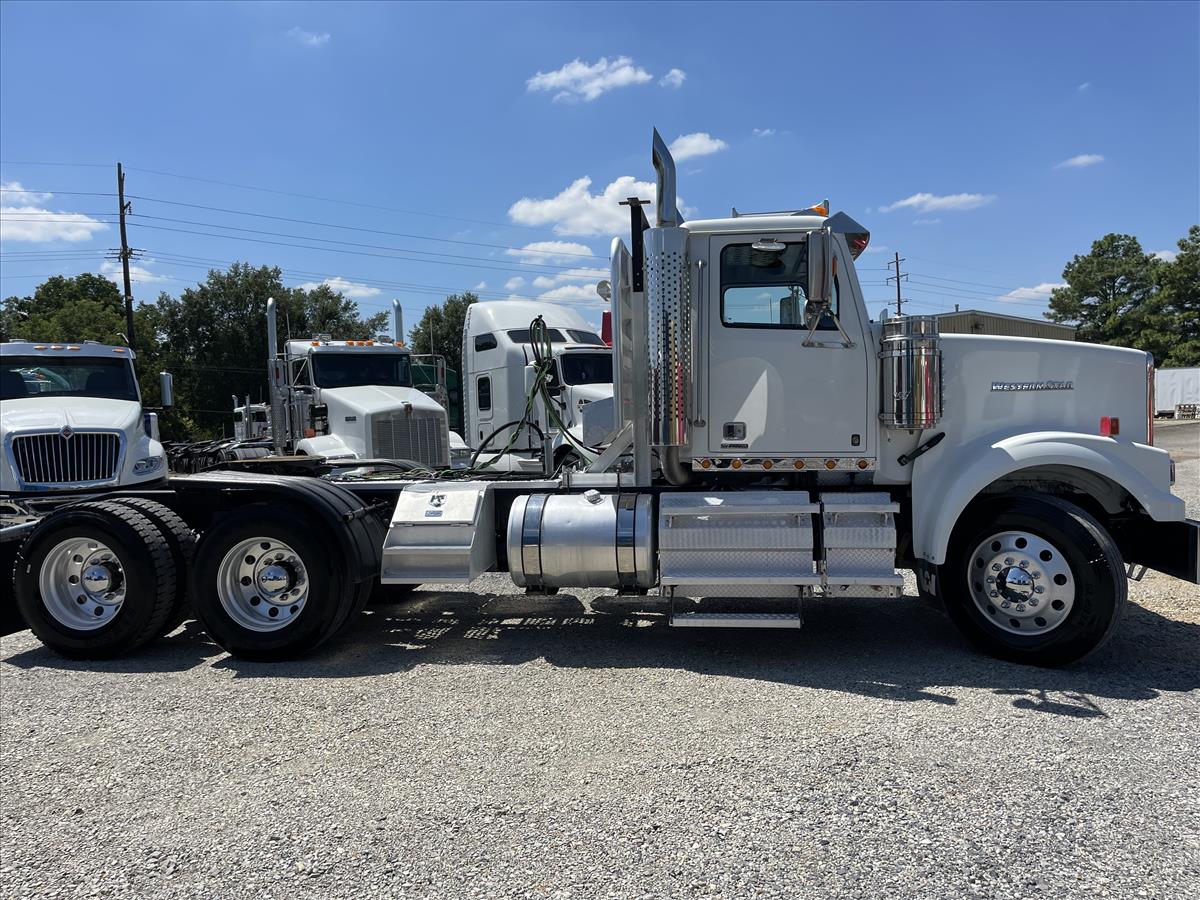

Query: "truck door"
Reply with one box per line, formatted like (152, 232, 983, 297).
(705, 234, 871, 458)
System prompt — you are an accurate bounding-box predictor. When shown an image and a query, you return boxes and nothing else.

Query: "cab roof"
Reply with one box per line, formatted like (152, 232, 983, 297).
(1, 340, 136, 360)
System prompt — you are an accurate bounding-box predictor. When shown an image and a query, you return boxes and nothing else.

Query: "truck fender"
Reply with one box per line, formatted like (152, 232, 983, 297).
(912, 431, 1184, 565)
(294, 434, 360, 460)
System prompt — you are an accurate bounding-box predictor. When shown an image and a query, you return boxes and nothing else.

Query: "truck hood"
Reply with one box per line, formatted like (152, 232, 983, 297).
(568, 383, 614, 404)
(319, 384, 446, 417)
(0, 395, 142, 435)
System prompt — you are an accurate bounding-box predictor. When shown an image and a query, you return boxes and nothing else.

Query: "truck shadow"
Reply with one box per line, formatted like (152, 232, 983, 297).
(225, 589, 1198, 717)
(5, 591, 1196, 718)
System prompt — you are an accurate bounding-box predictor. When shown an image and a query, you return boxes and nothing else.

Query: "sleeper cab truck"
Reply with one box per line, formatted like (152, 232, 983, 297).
(7, 130, 1198, 665)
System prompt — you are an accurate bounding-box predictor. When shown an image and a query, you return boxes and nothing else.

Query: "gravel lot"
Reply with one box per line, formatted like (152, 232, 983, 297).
(2, 423, 1198, 899)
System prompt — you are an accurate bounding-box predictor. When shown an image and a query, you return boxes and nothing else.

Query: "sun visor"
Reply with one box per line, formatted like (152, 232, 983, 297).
(825, 211, 871, 259)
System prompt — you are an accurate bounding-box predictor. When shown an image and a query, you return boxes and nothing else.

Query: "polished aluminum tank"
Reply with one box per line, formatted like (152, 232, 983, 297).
(507, 492, 655, 591)
(879, 315, 942, 429)
(644, 227, 691, 447)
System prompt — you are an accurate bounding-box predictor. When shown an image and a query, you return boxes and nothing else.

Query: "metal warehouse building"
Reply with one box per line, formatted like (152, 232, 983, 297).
(934, 308, 1076, 340)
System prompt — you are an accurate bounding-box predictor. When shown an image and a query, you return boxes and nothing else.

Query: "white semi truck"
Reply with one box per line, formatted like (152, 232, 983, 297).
(462, 300, 613, 471)
(168, 299, 451, 474)
(1, 340, 172, 494)
(8, 130, 1198, 666)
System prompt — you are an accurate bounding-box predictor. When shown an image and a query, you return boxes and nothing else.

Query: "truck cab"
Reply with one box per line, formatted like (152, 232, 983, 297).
(0, 341, 168, 493)
(462, 300, 612, 465)
(272, 335, 449, 467)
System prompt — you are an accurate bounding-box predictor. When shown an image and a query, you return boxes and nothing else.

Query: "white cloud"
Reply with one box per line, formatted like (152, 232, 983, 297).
(879, 192, 996, 214)
(504, 240, 596, 265)
(1152, 249, 1178, 262)
(669, 132, 728, 161)
(297, 276, 381, 299)
(472, 281, 487, 291)
(537, 283, 605, 302)
(287, 27, 330, 48)
(1055, 153, 1104, 169)
(0, 181, 52, 203)
(752, 128, 776, 138)
(510, 176, 668, 236)
(526, 56, 652, 102)
(504, 275, 526, 291)
(1077, 82, 1091, 92)
(530, 267, 608, 291)
(996, 282, 1065, 303)
(912, 218, 942, 226)
(659, 68, 686, 89)
(0, 193, 108, 243)
(99, 260, 167, 286)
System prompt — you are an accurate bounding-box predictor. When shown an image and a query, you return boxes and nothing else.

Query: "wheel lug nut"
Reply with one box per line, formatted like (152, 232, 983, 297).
(991, 563, 1001, 572)
(1029, 599, 1039, 607)
(1004, 557, 1014, 566)
(1034, 586, 1044, 594)
(1031, 572, 1040, 579)
(986, 576, 995, 584)
(1019, 560, 1029, 569)
(1016, 604, 1026, 612)
(1001, 601, 1011, 609)
(989, 590, 999, 598)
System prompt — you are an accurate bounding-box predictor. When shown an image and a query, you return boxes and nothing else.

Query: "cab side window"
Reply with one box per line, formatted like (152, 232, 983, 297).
(477, 375, 491, 411)
(720, 241, 839, 329)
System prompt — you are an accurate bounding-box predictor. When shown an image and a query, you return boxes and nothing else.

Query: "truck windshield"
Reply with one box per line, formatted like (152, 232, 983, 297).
(0, 356, 139, 402)
(310, 353, 412, 389)
(559, 352, 613, 386)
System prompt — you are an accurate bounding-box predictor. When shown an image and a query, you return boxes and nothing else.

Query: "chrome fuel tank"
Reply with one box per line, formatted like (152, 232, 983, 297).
(507, 492, 655, 591)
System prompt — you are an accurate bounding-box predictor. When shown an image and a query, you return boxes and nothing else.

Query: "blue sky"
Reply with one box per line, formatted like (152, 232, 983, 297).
(1, 0, 1197, 331)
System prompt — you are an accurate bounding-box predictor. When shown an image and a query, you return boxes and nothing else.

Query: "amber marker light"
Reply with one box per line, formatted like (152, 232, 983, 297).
(762, 459, 774, 470)
(825, 459, 836, 470)
(857, 459, 869, 470)
(731, 459, 743, 470)
(794, 460, 805, 469)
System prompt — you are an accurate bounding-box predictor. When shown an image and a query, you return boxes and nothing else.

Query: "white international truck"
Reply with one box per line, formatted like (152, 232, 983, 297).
(462, 300, 613, 472)
(7, 130, 1198, 665)
(1, 340, 172, 494)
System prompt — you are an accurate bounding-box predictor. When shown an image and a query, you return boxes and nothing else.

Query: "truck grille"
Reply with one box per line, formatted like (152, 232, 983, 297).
(370, 413, 448, 468)
(10, 431, 123, 487)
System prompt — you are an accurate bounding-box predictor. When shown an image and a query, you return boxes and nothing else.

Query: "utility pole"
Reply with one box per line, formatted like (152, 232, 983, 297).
(116, 163, 136, 350)
(886, 251, 908, 317)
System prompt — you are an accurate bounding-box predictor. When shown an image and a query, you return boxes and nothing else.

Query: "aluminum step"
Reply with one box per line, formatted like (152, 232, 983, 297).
(669, 612, 803, 629)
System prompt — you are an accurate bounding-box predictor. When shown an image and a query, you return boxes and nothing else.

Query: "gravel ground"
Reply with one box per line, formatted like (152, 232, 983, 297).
(2, 425, 1198, 899)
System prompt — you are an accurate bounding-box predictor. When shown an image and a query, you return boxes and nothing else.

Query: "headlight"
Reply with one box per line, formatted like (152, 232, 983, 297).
(132, 455, 164, 475)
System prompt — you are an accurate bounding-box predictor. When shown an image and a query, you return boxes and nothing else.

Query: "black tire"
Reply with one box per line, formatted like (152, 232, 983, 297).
(940, 494, 1126, 666)
(106, 497, 196, 635)
(191, 505, 357, 660)
(13, 501, 178, 658)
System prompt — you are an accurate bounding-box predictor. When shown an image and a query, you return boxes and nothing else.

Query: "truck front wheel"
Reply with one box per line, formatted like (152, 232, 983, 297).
(191, 507, 357, 660)
(941, 495, 1127, 666)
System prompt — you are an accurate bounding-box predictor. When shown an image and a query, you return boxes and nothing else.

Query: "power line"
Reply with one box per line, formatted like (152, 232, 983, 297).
(123, 212, 597, 273)
(125, 194, 605, 260)
(124, 221, 597, 280)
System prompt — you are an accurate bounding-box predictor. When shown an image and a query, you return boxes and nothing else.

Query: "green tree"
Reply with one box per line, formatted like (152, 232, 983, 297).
(1155, 225, 1200, 367)
(408, 291, 478, 380)
(1045, 234, 1166, 358)
(154, 263, 387, 438)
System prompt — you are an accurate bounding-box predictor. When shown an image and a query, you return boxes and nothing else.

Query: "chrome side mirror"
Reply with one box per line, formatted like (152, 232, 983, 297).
(159, 371, 174, 408)
(806, 227, 833, 306)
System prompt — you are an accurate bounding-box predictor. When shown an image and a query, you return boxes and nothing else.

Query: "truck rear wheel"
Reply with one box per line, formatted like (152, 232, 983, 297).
(106, 497, 196, 635)
(13, 502, 178, 658)
(941, 495, 1126, 666)
(191, 507, 357, 660)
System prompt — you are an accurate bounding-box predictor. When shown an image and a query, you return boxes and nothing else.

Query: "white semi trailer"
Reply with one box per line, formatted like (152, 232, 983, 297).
(8, 130, 1198, 665)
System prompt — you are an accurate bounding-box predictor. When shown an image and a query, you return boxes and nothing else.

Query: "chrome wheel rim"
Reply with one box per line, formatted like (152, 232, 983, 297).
(217, 538, 309, 633)
(39, 538, 126, 631)
(967, 531, 1075, 635)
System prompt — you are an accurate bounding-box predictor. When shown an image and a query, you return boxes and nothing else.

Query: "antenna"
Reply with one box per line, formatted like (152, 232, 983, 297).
(886, 252, 908, 316)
